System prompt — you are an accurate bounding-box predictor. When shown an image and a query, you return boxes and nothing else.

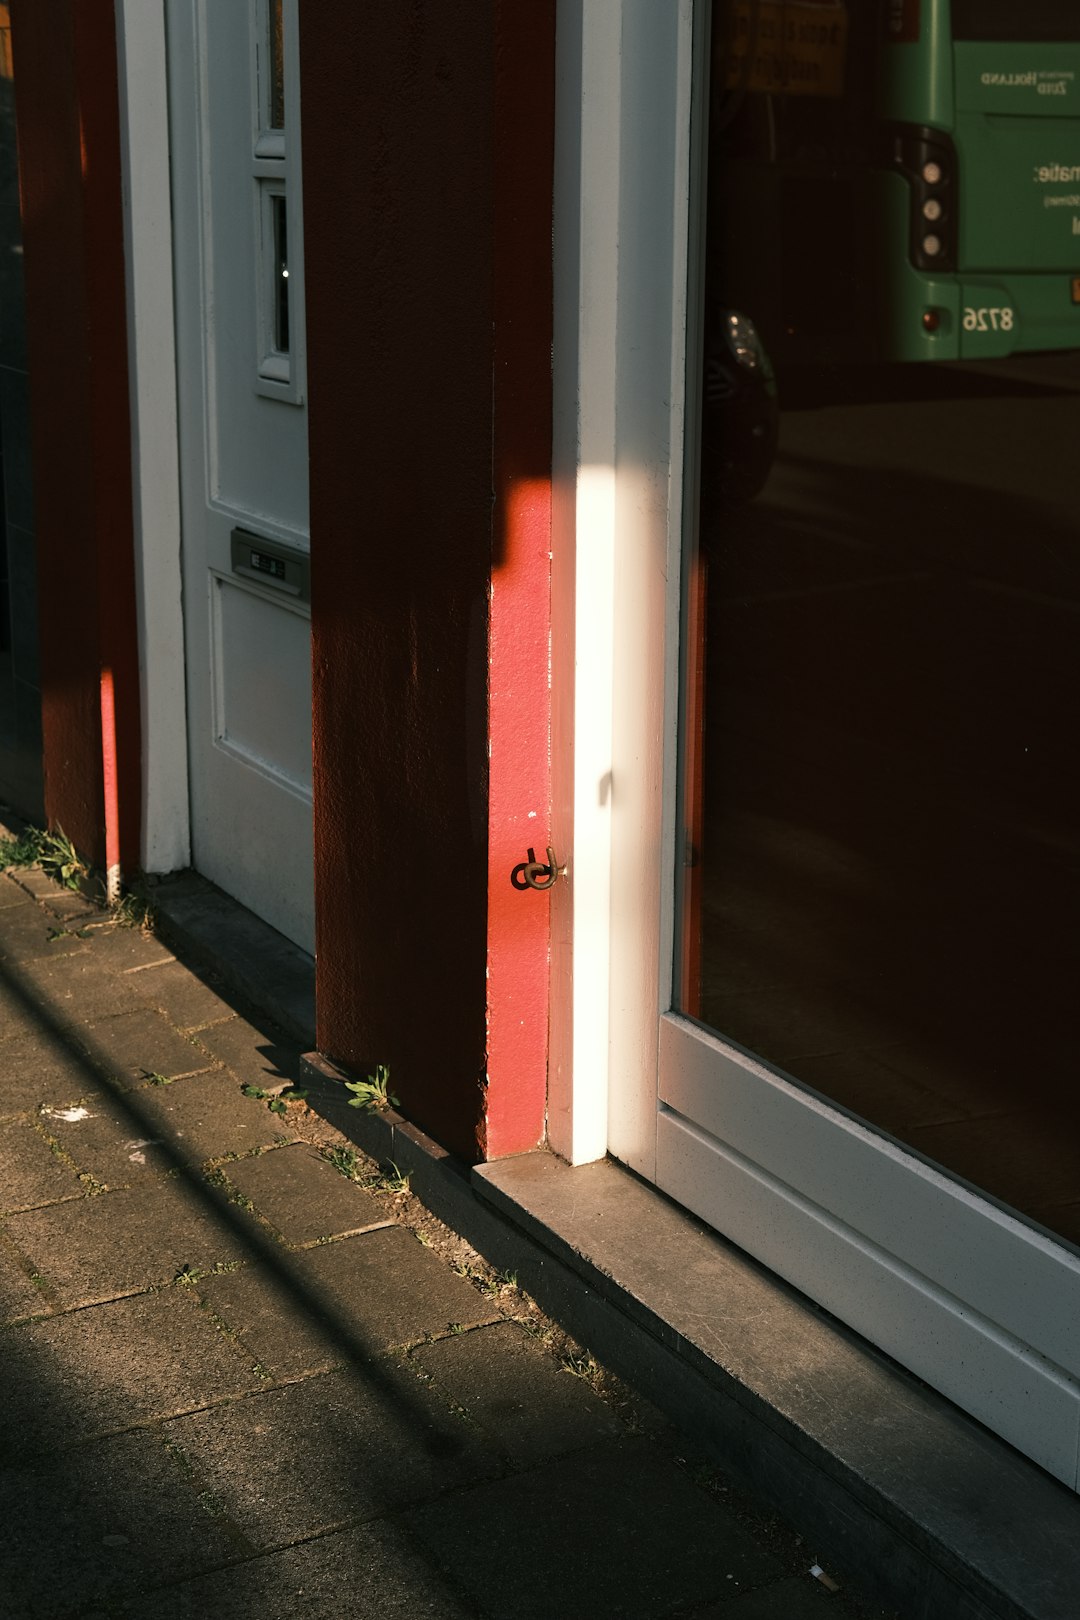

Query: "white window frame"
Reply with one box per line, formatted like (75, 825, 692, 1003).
(250, 0, 306, 405)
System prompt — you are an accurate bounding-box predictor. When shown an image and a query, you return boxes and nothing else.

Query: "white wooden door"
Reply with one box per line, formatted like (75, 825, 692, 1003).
(167, 0, 313, 954)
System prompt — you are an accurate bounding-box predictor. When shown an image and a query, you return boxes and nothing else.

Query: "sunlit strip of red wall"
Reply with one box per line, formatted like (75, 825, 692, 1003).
(482, 2, 556, 1159)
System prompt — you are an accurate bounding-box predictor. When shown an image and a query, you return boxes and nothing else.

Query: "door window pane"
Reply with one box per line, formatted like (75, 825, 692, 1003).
(268, 0, 285, 130)
(678, 0, 1080, 1247)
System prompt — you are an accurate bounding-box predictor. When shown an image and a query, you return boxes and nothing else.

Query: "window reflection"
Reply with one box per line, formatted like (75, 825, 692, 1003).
(680, 0, 1080, 1247)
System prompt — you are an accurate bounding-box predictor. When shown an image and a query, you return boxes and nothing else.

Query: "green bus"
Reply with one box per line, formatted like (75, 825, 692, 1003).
(709, 0, 1080, 364)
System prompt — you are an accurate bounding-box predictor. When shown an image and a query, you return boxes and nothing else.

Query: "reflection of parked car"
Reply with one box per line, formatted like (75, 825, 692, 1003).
(701, 311, 778, 506)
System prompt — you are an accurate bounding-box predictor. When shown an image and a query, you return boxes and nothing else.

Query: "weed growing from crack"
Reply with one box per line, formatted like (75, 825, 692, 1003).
(203, 1167, 256, 1214)
(561, 1347, 601, 1380)
(37, 828, 89, 893)
(111, 890, 157, 931)
(241, 1083, 308, 1116)
(451, 1259, 519, 1298)
(324, 1146, 411, 1194)
(341, 1063, 399, 1112)
(174, 1259, 240, 1287)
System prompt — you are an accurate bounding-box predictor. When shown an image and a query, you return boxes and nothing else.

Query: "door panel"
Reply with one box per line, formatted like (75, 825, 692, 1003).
(658, 1016, 1080, 1485)
(168, 0, 313, 953)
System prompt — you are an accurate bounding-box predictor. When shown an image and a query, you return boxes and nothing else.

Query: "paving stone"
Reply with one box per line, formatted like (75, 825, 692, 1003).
(411, 1319, 622, 1466)
(0, 1289, 259, 1460)
(77, 922, 177, 971)
(193, 1013, 305, 1090)
(689, 1574, 840, 1618)
(0, 978, 47, 1040)
(164, 1363, 497, 1549)
(221, 1143, 388, 1245)
(135, 1518, 477, 1619)
(0, 898, 91, 960)
(0, 1426, 245, 1617)
(13, 952, 144, 1024)
(36, 889, 104, 925)
(404, 1437, 782, 1620)
(0, 1116, 84, 1212)
(35, 1092, 173, 1189)
(287, 1226, 500, 1356)
(0, 1024, 104, 1117)
(198, 1261, 341, 1379)
(78, 1007, 215, 1091)
(4, 1176, 252, 1308)
(0, 872, 28, 909)
(0, 1243, 47, 1324)
(133, 1069, 291, 1165)
(123, 958, 239, 1030)
(5, 864, 77, 905)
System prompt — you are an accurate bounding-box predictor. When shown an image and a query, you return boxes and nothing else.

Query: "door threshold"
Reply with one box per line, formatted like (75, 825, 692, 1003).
(299, 1048, 1080, 1620)
(148, 869, 315, 1046)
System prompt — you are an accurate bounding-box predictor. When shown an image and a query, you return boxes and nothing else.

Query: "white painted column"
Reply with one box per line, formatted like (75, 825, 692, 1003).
(547, 1, 622, 1165)
(114, 0, 190, 873)
(548, 0, 695, 1170)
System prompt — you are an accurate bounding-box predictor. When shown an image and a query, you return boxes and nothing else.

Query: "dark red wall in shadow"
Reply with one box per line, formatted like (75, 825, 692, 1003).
(301, 1, 554, 1162)
(11, 0, 140, 871)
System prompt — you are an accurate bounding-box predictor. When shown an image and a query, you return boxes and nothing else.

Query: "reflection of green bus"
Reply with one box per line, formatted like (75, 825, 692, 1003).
(710, 0, 1080, 364)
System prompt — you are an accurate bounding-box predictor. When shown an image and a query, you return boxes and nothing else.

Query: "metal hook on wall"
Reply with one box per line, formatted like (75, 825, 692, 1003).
(510, 846, 565, 892)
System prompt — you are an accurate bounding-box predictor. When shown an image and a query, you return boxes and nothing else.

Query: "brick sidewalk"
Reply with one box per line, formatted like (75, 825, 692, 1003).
(0, 850, 892, 1619)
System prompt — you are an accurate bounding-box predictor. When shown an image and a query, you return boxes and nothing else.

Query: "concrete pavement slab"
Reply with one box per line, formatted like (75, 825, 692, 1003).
(0, 1289, 260, 1460)
(0, 1426, 246, 1618)
(163, 1362, 498, 1549)
(71, 922, 176, 971)
(132, 1069, 291, 1166)
(0, 898, 90, 960)
(404, 1435, 783, 1619)
(4, 1176, 251, 1307)
(0, 1026, 104, 1116)
(0, 973, 50, 1035)
(286, 1226, 500, 1355)
(220, 1143, 389, 1245)
(0, 1116, 84, 1211)
(197, 1261, 342, 1379)
(122, 958, 240, 1030)
(411, 1319, 622, 1467)
(193, 1013, 306, 1090)
(131, 1518, 478, 1619)
(0, 872, 28, 908)
(36, 1092, 173, 1188)
(10, 951, 144, 1023)
(0, 1242, 46, 1324)
(77, 1007, 215, 1090)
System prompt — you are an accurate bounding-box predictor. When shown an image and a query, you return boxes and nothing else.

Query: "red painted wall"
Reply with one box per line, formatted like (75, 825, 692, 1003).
(484, 6, 555, 1158)
(11, 0, 140, 871)
(301, 2, 554, 1162)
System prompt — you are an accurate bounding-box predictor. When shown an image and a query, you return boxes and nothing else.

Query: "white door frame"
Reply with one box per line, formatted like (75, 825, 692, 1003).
(549, 0, 694, 1171)
(114, 0, 191, 875)
(550, 0, 1080, 1490)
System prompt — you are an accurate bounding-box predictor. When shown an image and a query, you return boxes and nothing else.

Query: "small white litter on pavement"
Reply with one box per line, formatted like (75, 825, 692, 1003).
(40, 1104, 93, 1123)
(810, 1564, 841, 1592)
(124, 1139, 161, 1164)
